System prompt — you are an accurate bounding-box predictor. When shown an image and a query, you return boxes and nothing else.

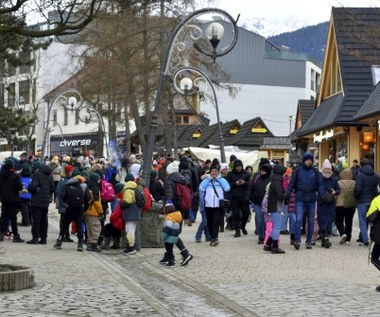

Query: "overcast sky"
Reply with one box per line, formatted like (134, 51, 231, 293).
(197, 0, 379, 29)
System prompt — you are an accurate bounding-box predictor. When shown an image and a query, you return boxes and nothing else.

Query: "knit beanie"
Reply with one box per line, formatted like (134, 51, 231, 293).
(89, 172, 101, 183)
(164, 201, 176, 213)
(64, 164, 74, 175)
(303, 151, 313, 163)
(322, 159, 332, 170)
(4, 158, 15, 169)
(125, 173, 135, 182)
(115, 183, 124, 194)
(72, 167, 81, 177)
(166, 161, 180, 175)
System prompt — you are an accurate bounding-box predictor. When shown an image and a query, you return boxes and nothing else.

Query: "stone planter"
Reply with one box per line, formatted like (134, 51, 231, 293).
(140, 202, 165, 248)
(0, 264, 35, 292)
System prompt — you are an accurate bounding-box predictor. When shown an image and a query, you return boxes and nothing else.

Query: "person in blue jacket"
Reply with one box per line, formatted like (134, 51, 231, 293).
(199, 165, 230, 246)
(19, 165, 32, 226)
(286, 151, 324, 250)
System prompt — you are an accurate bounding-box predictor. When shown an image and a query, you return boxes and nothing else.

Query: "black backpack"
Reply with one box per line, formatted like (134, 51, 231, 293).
(135, 188, 146, 208)
(66, 183, 84, 207)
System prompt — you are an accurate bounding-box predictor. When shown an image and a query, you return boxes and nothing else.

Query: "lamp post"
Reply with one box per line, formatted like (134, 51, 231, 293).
(173, 66, 226, 163)
(141, 8, 239, 186)
(289, 115, 293, 166)
(41, 89, 83, 160)
(77, 104, 109, 158)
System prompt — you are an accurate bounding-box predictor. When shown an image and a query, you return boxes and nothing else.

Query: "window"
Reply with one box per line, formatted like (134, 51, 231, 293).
(53, 110, 57, 127)
(19, 80, 30, 105)
(75, 109, 79, 125)
(7, 83, 15, 107)
(372, 65, 380, 85)
(183, 116, 189, 124)
(63, 108, 68, 126)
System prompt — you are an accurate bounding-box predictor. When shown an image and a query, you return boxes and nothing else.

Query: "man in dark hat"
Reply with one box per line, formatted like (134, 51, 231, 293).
(0, 159, 24, 242)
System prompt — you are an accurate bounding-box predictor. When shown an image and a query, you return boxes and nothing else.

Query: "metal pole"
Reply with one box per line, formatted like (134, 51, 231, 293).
(141, 8, 239, 187)
(289, 115, 293, 166)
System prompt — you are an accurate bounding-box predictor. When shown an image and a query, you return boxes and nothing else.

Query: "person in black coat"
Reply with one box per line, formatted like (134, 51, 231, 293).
(227, 159, 251, 237)
(250, 163, 272, 244)
(264, 164, 287, 253)
(149, 170, 164, 202)
(0, 159, 24, 242)
(27, 162, 55, 244)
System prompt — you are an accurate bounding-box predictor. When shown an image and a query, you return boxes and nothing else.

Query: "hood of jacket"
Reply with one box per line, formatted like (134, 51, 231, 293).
(232, 159, 244, 173)
(40, 164, 53, 175)
(273, 164, 286, 176)
(0, 166, 15, 179)
(340, 168, 353, 180)
(360, 164, 375, 176)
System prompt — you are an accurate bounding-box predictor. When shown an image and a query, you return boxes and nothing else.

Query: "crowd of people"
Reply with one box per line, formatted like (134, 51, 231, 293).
(1, 150, 380, 286)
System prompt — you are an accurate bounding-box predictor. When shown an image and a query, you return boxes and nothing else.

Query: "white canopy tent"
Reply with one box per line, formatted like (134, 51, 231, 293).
(188, 147, 268, 172)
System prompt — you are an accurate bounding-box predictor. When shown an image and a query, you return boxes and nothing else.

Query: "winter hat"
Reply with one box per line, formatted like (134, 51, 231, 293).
(273, 164, 286, 175)
(115, 183, 124, 194)
(303, 151, 313, 163)
(229, 154, 237, 163)
(125, 173, 135, 182)
(259, 158, 270, 168)
(260, 163, 272, 174)
(92, 163, 103, 172)
(19, 152, 28, 159)
(150, 170, 158, 179)
(220, 163, 228, 171)
(64, 164, 74, 175)
(4, 158, 15, 169)
(72, 167, 81, 177)
(164, 201, 176, 213)
(81, 170, 89, 178)
(130, 163, 141, 179)
(32, 161, 43, 170)
(166, 161, 180, 175)
(233, 159, 243, 168)
(21, 165, 31, 176)
(322, 159, 332, 170)
(89, 172, 101, 183)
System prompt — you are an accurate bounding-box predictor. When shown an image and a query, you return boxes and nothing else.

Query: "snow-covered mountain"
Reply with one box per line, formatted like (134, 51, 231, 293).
(238, 17, 307, 38)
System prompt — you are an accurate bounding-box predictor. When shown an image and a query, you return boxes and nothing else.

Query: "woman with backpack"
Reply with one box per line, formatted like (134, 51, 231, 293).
(335, 167, 356, 245)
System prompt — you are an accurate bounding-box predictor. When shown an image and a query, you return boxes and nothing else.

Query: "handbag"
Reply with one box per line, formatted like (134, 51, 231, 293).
(211, 181, 230, 209)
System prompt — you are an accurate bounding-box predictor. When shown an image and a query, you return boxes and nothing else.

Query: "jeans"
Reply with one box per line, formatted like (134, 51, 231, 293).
(280, 205, 289, 231)
(270, 212, 281, 240)
(253, 203, 265, 240)
(289, 213, 296, 235)
(357, 203, 370, 243)
(195, 208, 211, 241)
(295, 201, 316, 243)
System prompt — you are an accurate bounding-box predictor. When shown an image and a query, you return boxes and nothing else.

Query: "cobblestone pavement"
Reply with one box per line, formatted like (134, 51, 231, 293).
(0, 206, 379, 316)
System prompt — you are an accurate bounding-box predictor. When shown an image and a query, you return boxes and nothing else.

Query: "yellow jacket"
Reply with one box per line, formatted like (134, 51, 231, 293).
(122, 181, 137, 204)
(367, 194, 380, 220)
(84, 190, 103, 217)
(165, 210, 182, 223)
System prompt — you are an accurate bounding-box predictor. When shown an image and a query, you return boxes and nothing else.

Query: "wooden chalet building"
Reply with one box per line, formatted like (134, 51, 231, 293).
(296, 7, 380, 170)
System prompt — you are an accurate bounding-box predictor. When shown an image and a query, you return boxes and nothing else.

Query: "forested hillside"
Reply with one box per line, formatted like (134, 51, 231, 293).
(268, 22, 329, 67)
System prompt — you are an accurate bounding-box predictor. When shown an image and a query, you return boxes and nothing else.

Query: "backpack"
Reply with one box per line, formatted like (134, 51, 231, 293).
(135, 188, 146, 208)
(66, 183, 84, 207)
(180, 169, 192, 188)
(142, 187, 152, 211)
(101, 179, 115, 202)
(175, 182, 192, 211)
(343, 185, 356, 208)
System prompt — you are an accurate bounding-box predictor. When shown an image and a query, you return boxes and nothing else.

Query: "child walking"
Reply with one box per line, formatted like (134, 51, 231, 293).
(161, 201, 183, 267)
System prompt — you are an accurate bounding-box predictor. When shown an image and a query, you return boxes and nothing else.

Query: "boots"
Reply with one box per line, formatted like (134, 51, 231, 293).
(54, 237, 63, 249)
(26, 238, 39, 244)
(87, 243, 101, 253)
(234, 229, 241, 238)
(13, 235, 25, 243)
(166, 256, 176, 268)
(271, 240, 285, 254)
(263, 237, 273, 251)
(180, 249, 193, 266)
(0, 233, 3, 241)
(159, 252, 169, 265)
(101, 237, 111, 250)
(321, 237, 332, 249)
(290, 234, 296, 245)
(77, 240, 83, 252)
(110, 237, 120, 249)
